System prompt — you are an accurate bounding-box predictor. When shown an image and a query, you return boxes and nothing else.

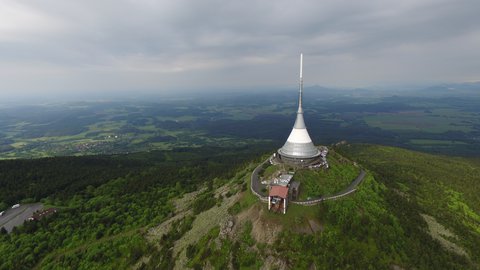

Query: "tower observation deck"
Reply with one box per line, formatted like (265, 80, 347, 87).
(277, 54, 321, 166)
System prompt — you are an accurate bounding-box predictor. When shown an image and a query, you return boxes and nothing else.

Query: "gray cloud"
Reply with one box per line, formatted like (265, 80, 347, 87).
(0, 0, 479, 98)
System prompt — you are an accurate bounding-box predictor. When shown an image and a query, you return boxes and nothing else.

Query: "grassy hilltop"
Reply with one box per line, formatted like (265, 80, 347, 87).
(0, 144, 479, 269)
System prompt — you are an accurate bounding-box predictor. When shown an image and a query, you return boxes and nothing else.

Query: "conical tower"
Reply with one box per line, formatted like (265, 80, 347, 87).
(277, 54, 320, 165)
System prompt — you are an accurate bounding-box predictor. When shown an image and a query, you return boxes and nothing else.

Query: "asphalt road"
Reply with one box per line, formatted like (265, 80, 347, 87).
(0, 203, 43, 233)
(250, 159, 268, 199)
(323, 170, 366, 199)
(250, 157, 367, 203)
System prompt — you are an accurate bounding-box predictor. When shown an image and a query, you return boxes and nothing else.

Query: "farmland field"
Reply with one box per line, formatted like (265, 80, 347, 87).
(1, 88, 480, 158)
(363, 109, 475, 133)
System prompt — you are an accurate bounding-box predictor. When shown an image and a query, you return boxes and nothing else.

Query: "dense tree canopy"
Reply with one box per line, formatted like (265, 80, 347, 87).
(0, 146, 267, 269)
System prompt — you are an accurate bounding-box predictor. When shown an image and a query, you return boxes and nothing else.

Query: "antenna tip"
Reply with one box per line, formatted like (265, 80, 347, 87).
(300, 53, 303, 78)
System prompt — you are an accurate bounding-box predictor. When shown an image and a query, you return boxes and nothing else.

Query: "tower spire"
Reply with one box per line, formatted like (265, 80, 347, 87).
(293, 53, 306, 129)
(278, 53, 320, 163)
(298, 53, 303, 113)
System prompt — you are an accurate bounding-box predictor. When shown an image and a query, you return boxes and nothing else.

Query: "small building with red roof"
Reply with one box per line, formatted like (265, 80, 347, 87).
(268, 185, 289, 214)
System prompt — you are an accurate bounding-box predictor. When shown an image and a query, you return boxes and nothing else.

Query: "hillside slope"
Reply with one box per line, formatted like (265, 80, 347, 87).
(337, 144, 480, 265)
(0, 146, 266, 270)
(142, 144, 479, 269)
(0, 144, 478, 269)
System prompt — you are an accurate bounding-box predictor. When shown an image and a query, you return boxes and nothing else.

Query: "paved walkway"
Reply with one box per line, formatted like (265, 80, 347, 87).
(250, 156, 367, 205)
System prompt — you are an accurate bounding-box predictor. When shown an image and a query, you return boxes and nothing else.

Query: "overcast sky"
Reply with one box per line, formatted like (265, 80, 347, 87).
(1, 0, 479, 99)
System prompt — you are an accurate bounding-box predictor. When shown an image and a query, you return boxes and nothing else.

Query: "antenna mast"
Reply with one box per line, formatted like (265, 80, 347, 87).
(298, 53, 304, 113)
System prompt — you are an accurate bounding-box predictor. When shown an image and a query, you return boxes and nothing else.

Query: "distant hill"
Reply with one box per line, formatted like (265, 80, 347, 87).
(0, 144, 479, 269)
(404, 82, 480, 98)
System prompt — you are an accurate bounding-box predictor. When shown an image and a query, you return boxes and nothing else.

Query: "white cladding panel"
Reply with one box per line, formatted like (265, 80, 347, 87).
(286, 128, 313, 144)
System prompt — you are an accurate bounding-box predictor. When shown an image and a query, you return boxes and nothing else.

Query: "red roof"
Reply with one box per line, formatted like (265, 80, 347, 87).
(269, 186, 289, 198)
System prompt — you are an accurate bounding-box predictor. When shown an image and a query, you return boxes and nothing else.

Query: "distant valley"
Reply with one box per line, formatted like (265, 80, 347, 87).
(1, 83, 480, 159)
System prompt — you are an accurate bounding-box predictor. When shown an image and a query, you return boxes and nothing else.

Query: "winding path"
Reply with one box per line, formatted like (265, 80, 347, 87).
(250, 156, 367, 206)
(250, 159, 269, 202)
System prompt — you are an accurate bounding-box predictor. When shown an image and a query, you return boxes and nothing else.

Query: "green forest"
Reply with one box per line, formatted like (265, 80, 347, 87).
(0, 145, 268, 269)
(0, 144, 479, 269)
